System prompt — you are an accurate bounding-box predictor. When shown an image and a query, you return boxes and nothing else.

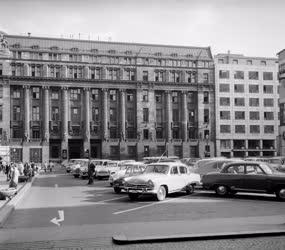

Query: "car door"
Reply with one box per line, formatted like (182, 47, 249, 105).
(219, 163, 245, 190)
(241, 164, 268, 191)
(168, 166, 183, 192)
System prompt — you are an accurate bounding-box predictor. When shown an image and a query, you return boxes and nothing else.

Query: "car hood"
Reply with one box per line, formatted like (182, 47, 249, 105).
(126, 173, 166, 184)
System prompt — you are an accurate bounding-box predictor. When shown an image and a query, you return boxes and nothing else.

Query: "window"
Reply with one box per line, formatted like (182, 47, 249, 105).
(204, 109, 209, 123)
(110, 90, 117, 101)
(263, 72, 273, 80)
(90, 68, 101, 80)
(220, 111, 230, 120)
(142, 90, 148, 102)
(218, 59, 224, 64)
(234, 71, 244, 79)
(155, 71, 164, 82)
(0, 64, 2, 75)
(110, 128, 118, 139)
(143, 108, 149, 122)
(264, 98, 274, 107)
(91, 89, 99, 101)
(220, 125, 231, 133)
(110, 108, 117, 122)
(70, 89, 80, 100)
(233, 59, 238, 64)
(249, 98, 259, 106)
(143, 129, 149, 140)
(143, 71, 148, 81)
(32, 87, 40, 99)
(31, 65, 43, 77)
(13, 106, 21, 120)
(155, 93, 162, 103)
(92, 107, 99, 122)
(51, 91, 59, 100)
(173, 127, 180, 139)
(203, 73, 209, 83)
(32, 106, 40, 121)
(156, 109, 163, 123)
(261, 61, 266, 66)
(32, 128, 40, 139)
(235, 125, 245, 133)
(186, 71, 195, 83)
(234, 84, 244, 93)
(264, 112, 274, 120)
(219, 84, 230, 92)
(220, 97, 230, 106)
(235, 111, 245, 120)
(220, 140, 231, 149)
(249, 111, 259, 120)
(203, 91, 209, 103)
(179, 166, 187, 174)
(264, 125, 274, 134)
(234, 98, 245, 106)
(125, 69, 135, 81)
(247, 60, 253, 65)
(51, 107, 59, 121)
(250, 125, 260, 133)
(13, 89, 21, 98)
(68, 66, 83, 79)
(219, 70, 229, 79)
(225, 165, 244, 174)
(71, 107, 80, 121)
(173, 109, 179, 122)
(249, 85, 259, 93)
(263, 85, 273, 94)
(172, 92, 178, 103)
(248, 71, 259, 80)
(107, 68, 119, 80)
(127, 93, 134, 102)
(156, 127, 163, 139)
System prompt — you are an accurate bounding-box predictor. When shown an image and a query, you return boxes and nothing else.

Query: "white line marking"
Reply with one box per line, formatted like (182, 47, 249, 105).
(96, 196, 126, 203)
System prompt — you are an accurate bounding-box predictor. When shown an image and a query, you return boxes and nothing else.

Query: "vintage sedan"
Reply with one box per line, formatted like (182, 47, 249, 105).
(111, 162, 146, 193)
(124, 162, 201, 201)
(202, 161, 285, 201)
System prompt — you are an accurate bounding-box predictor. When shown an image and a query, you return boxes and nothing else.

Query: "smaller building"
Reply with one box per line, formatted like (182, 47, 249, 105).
(215, 53, 279, 158)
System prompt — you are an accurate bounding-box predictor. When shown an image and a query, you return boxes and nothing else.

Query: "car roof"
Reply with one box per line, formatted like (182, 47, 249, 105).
(147, 162, 187, 167)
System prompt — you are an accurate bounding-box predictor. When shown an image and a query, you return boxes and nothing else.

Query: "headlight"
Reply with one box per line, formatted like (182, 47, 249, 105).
(147, 180, 154, 188)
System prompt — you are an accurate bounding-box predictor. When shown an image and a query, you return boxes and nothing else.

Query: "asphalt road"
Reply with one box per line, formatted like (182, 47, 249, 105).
(1, 166, 285, 249)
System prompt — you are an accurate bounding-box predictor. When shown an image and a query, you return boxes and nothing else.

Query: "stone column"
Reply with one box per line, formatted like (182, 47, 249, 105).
(62, 87, 69, 144)
(43, 87, 50, 142)
(84, 88, 90, 157)
(102, 89, 109, 140)
(182, 91, 188, 141)
(23, 85, 30, 141)
(120, 89, 126, 140)
(165, 91, 172, 142)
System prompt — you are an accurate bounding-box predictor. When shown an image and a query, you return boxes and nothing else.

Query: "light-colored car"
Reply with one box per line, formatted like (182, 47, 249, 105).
(124, 162, 201, 201)
(110, 162, 146, 192)
(65, 159, 81, 173)
(96, 160, 135, 179)
(72, 159, 90, 178)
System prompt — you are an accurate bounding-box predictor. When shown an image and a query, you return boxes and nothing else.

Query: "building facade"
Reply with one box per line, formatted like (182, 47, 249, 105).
(215, 53, 279, 158)
(278, 49, 285, 156)
(0, 31, 215, 163)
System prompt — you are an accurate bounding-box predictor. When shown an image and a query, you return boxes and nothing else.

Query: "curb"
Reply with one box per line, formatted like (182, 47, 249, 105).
(0, 176, 36, 228)
(112, 229, 285, 245)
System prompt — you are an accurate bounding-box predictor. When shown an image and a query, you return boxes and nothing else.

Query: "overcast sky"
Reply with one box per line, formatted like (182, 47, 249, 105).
(0, 0, 284, 57)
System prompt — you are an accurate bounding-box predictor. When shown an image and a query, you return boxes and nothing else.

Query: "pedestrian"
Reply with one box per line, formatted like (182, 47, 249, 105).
(18, 162, 24, 176)
(5, 163, 11, 181)
(87, 161, 95, 185)
(9, 163, 19, 188)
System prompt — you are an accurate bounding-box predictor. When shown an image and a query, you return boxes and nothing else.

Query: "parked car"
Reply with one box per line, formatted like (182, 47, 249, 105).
(142, 156, 180, 164)
(111, 162, 146, 193)
(72, 159, 90, 178)
(124, 162, 201, 201)
(201, 161, 285, 201)
(65, 159, 81, 173)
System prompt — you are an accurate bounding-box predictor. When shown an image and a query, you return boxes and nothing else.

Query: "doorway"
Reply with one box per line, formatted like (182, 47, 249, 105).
(68, 140, 83, 159)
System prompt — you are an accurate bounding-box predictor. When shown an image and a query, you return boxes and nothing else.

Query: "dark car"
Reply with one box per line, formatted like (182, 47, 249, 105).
(201, 161, 285, 201)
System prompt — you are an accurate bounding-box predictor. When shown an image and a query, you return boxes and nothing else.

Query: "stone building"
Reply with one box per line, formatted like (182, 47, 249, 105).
(215, 53, 279, 158)
(0, 31, 214, 163)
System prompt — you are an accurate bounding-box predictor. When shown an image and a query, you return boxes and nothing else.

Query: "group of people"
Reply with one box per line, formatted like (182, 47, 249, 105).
(0, 161, 38, 188)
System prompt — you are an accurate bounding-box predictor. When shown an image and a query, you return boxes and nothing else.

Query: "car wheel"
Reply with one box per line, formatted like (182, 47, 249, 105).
(156, 186, 166, 201)
(186, 184, 194, 195)
(128, 193, 139, 201)
(276, 188, 285, 201)
(215, 185, 228, 196)
(74, 175, 79, 178)
(114, 187, 121, 194)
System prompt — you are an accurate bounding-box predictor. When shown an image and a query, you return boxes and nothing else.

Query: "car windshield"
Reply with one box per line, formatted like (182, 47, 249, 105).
(260, 163, 273, 174)
(144, 165, 169, 174)
(108, 163, 118, 167)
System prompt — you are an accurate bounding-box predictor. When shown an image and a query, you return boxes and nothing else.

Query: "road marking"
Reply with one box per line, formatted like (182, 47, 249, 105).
(97, 196, 127, 203)
(50, 210, 64, 226)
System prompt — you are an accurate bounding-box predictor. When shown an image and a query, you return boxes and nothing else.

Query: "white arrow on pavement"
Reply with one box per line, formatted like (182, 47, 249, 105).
(50, 210, 64, 226)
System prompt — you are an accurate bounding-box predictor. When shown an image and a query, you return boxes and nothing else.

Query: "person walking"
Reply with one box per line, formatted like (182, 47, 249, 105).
(9, 163, 19, 188)
(87, 161, 95, 185)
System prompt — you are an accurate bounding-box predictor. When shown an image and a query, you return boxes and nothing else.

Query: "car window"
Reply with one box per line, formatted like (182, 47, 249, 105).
(246, 165, 264, 175)
(125, 167, 132, 174)
(179, 166, 187, 174)
(171, 166, 179, 175)
(144, 165, 169, 174)
(133, 166, 140, 173)
(225, 164, 244, 174)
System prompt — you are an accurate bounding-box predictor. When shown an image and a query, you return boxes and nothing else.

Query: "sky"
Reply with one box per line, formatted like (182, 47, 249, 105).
(0, 0, 284, 57)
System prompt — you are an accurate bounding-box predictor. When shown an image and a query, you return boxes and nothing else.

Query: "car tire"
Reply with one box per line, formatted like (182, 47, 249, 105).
(156, 186, 167, 201)
(276, 188, 285, 201)
(74, 175, 79, 178)
(186, 184, 195, 195)
(114, 187, 121, 194)
(128, 193, 139, 201)
(215, 185, 228, 196)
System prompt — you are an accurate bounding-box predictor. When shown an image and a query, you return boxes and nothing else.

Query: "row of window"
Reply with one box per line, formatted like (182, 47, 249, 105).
(12, 51, 211, 68)
(219, 70, 274, 80)
(220, 125, 275, 134)
(220, 97, 275, 107)
(218, 58, 269, 66)
(220, 111, 276, 120)
(219, 83, 277, 94)
(220, 139, 275, 149)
